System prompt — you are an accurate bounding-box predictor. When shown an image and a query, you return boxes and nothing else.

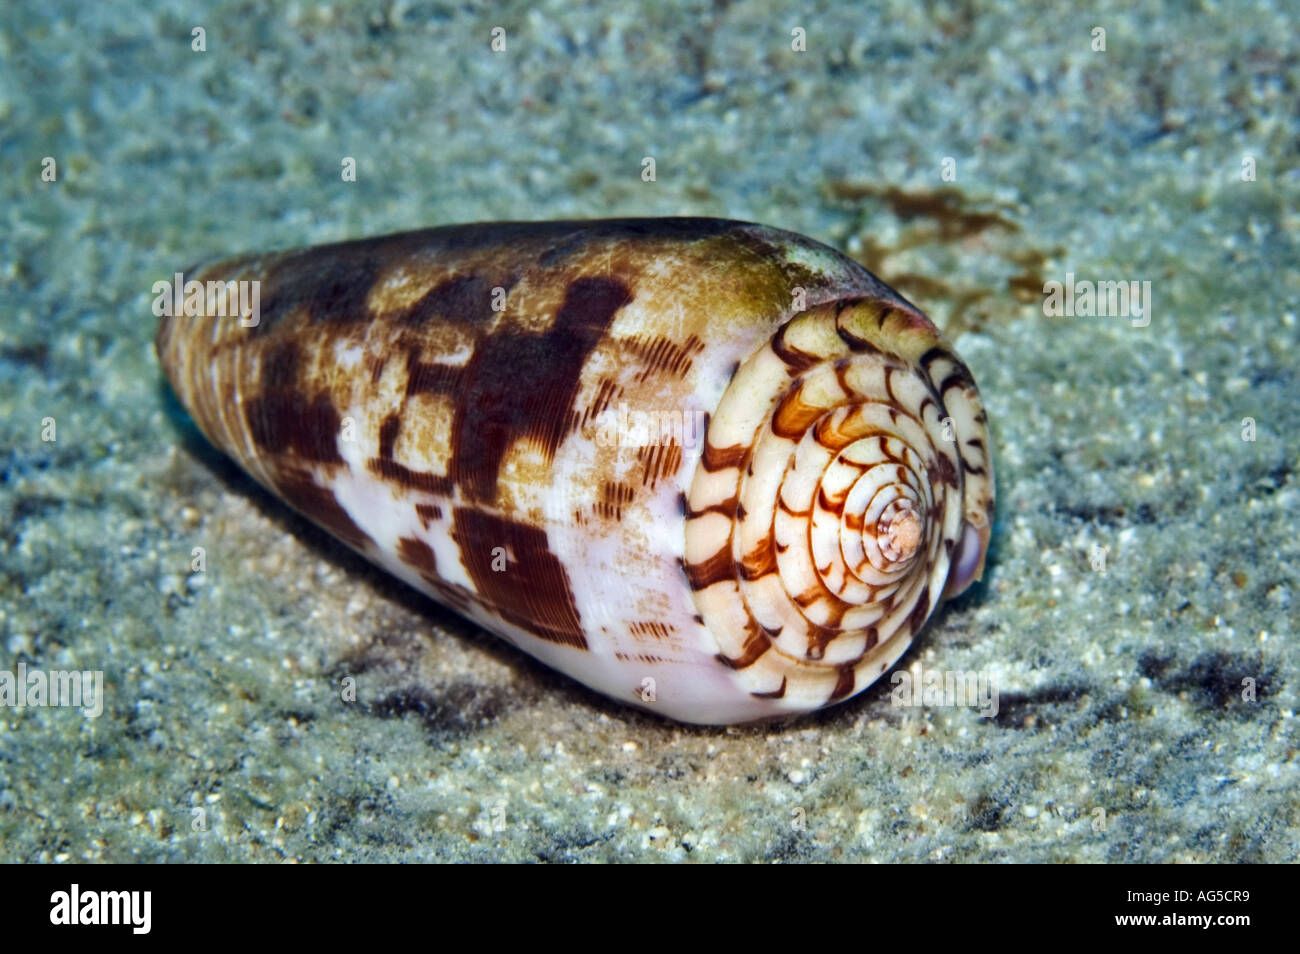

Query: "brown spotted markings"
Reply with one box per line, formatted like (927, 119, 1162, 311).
(157, 217, 994, 724)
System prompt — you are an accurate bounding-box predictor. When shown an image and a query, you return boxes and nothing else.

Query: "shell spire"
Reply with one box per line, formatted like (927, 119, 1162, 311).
(157, 218, 993, 724)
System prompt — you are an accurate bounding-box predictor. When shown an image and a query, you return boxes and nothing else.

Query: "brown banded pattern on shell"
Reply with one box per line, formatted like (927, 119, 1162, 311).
(156, 217, 993, 724)
(684, 298, 993, 713)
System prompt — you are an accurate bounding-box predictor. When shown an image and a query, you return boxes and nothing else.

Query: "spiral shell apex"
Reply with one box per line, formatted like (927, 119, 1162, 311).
(685, 299, 993, 714)
(156, 217, 993, 724)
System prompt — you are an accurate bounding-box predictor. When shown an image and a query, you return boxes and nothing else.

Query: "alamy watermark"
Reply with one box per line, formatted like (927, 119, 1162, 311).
(50, 884, 150, 934)
(0, 663, 104, 717)
(1042, 273, 1152, 328)
(595, 402, 707, 449)
(151, 273, 261, 327)
(891, 663, 999, 718)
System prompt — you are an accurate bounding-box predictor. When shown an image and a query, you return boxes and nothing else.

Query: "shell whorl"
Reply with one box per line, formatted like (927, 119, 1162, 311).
(685, 298, 993, 712)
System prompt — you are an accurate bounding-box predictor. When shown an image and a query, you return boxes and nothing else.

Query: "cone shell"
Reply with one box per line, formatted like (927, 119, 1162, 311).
(156, 218, 994, 724)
